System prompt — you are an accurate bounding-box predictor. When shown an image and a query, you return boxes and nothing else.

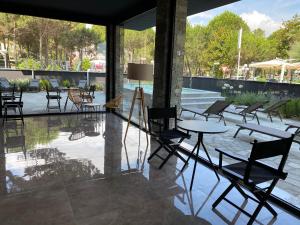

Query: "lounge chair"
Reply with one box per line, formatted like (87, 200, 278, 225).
(0, 77, 11, 90)
(29, 79, 40, 92)
(225, 102, 267, 124)
(257, 99, 290, 122)
(0, 78, 16, 101)
(180, 100, 231, 125)
(285, 121, 300, 135)
(78, 80, 87, 89)
(103, 95, 122, 112)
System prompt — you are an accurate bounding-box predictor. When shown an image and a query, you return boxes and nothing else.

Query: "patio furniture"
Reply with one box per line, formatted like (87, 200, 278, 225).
(103, 95, 122, 112)
(68, 88, 83, 111)
(29, 79, 40, 92)
(49, 79, 60, 90)
(180, 100, 231, 125)
(0, 78, 16, 102)
(80, 85, 95, 103)
(78, 80, 87, 89)
(233, 123, 299, 145)
(2, 89, 24, 125)
(285, 121, 300, 135)
(257, 99, 290, 122)
(225, 102, 267, 125)
(213, 135, 294, 225)
(46, 86, 61, 112)
(147, 106, 190, 169)
(178, 120, 228, 190)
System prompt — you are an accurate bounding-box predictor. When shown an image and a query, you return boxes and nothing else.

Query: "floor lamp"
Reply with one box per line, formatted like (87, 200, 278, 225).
(123, 63, 153, 143)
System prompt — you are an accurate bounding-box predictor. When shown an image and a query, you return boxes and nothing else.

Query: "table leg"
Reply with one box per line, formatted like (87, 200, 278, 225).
(200, 137, 220, 181)
(190, 133, 201, 190)
(64, 96, 69, 111)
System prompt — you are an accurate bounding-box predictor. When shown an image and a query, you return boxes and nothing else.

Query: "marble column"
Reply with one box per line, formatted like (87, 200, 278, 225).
(152, 0, 187, 108)
(106, 25, 124, 103)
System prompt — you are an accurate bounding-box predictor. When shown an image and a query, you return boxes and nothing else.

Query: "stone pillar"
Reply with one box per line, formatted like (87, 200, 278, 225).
(106, 25, 124, 102)
(152, 0, 187, 108)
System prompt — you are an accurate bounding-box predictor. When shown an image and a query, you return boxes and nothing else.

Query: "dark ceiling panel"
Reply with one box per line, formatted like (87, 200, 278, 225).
(0, 0, 239, 28)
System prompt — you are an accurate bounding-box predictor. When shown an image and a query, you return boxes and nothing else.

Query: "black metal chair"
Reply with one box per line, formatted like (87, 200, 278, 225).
(3, 89, 24, 125)
(212, 135, 294, 225)
(147, 106, 190, 169)
(46, 86, 61, 112)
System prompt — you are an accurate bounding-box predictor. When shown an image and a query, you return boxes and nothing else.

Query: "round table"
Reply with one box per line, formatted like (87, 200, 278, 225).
(178, 120, 228, 190)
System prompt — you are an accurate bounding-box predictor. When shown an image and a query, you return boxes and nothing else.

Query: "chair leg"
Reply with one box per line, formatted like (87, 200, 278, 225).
(268, 113, 273, 122)
(47, 98, 50, 112)
(254, 113, 260, 125)
(148, 143, 163, 161)
(233, 127, 242, 138)
(212, 183, 234, 208)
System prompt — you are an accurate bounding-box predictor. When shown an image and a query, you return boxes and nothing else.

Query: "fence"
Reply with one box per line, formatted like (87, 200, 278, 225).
(0, 69, 106, 86)
(183, 76, 300, 97)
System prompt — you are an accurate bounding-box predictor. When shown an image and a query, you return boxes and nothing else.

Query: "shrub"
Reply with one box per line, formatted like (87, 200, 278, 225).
(9, 79, 30, 91)
(227, 92, 269, 106)
(39, 79, 51, 90)
(95, 83, 104, 91)
(81, 58, 91, 71)
(280, 99, 300, 118)
(62, 80, 71, 88)
(16, 58, 42, 70)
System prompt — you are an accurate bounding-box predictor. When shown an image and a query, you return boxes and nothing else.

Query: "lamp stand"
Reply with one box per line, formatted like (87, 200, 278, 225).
(123, 83, 148, 144)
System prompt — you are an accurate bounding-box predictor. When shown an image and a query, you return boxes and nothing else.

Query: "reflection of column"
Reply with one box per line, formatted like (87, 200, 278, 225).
(104, 114, 123, 175)
(0, 127, 7, 195)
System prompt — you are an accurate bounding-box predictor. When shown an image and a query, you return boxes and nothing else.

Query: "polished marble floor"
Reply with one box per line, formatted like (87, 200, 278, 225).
(0, 114, 299, 225)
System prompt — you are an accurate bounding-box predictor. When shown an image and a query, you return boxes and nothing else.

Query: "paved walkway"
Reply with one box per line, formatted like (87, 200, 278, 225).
(180, 110, 300, 208)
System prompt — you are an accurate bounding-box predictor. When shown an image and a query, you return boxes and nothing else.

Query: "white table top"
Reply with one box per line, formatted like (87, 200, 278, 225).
(178, 120, 228, 134)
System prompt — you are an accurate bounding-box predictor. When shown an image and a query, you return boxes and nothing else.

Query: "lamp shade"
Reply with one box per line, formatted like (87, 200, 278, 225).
(127, 63, 153, 81)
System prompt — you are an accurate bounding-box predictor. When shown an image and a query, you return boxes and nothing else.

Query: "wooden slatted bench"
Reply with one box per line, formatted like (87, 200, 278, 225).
(233, 123, 300, 145)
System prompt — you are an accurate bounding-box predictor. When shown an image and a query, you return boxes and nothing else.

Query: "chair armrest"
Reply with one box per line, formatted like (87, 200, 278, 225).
(215, 148, 248, 168)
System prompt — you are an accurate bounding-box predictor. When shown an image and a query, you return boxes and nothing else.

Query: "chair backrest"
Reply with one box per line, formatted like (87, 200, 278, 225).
(205, 100, 231, 114)
(245, 135, 294, 182)
(241, 102, 265, 114)
(49, 79, 59, 89)
(147, 106, 177, 134)
(0, 77, 11, 89)
(265, 99, 290, 112)
(30, 79, 40, 87)
(78, 80, 87, 89)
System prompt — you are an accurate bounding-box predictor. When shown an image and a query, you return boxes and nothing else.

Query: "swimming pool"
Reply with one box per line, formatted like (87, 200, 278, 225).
(123, 83, 206, 95)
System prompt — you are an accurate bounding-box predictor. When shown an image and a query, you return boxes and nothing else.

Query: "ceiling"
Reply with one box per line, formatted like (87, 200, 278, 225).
(0, 0, 239, 29)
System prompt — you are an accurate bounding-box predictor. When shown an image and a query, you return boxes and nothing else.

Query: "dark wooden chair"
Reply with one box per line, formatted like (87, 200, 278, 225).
(46, 86, 62, 112)
(180, 100, 231, 125)
(147, 106, 190, 169)
(3, 89, 24, 125)
(212, 135, 294, 225)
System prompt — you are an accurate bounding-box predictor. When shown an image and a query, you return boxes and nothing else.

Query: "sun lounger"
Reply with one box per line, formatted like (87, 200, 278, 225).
(285, 121, 300, 135)
(233, 123, 299, 145)
(257, 99, 290, 122)
(180, 100, 231, 125)
(0, 77, 11, 90)
(225, 102, 267, 124)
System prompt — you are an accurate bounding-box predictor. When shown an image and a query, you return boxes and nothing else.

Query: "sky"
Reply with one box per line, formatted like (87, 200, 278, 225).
(187, 0, 300, 36)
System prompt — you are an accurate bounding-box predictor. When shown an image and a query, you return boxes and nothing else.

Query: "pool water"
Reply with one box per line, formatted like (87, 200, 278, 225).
(124, 83, 205, 94)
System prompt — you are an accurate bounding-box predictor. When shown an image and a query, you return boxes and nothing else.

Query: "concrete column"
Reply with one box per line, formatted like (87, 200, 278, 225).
(106, 25, 124, 102)
(152, 0, 187, 108)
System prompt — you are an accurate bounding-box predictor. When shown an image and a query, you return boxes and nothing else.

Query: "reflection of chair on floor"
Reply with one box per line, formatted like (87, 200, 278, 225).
(46, 86, 61, 112)
(213, 135, 294, 225)
(4, 121, 26, 157)
(103, 95, 122, 112)
(68, 119, 101, 141)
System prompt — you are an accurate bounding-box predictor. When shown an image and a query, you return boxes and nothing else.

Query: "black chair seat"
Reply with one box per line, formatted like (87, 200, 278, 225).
(47, 95, 61, 99)
(223, 162, 276, 184)
(159, 129, 190, 140)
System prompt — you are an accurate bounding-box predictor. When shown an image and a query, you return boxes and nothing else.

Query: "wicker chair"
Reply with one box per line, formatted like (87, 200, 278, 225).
(103, 95, 122, 112)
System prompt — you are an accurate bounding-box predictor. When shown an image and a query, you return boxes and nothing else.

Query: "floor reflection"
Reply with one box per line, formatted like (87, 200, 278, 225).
(0, 114, 298, 225)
